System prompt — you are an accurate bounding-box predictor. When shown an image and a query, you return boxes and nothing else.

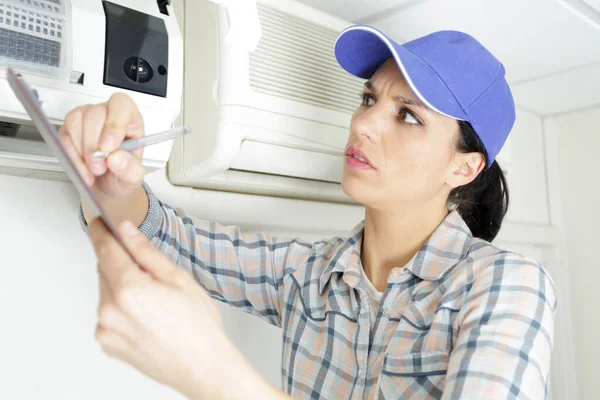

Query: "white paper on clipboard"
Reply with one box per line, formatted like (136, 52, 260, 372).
(6, 67, 134, 256)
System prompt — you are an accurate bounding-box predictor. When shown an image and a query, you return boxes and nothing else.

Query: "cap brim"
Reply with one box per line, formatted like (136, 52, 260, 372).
(334, 26, 468, 121)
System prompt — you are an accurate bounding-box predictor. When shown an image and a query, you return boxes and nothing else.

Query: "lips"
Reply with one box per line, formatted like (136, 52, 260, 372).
(345, 145, 375, 169)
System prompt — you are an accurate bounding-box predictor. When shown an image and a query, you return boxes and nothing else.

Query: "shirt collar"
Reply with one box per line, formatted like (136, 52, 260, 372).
(400, 211, 473, 281)
(318, 221, 364, 295)
(318, 211, 473, 294)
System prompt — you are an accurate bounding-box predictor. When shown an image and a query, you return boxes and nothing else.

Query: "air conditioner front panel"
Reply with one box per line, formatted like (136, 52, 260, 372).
(217, 2, 365, 124)
(249, 4, 364, 114)
(230, 140, 343, 183)
(219, 105, 350, 151)
(168, 0, 361, 205)
(170, 168, 355, 204)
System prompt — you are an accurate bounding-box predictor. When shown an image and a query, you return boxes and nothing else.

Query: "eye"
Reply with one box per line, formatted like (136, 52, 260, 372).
(399, 108, 423, 126)
(360, 93, 375, 107)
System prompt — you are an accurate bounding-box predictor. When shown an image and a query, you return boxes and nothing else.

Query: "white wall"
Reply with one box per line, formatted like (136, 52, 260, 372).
(0, 173, 287, 399)
(503, 109, 550, 226)
(0, 175, 182, 399)
(545, 107, 600, 400)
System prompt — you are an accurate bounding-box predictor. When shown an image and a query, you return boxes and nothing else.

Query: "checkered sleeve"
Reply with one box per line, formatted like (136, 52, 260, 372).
(442, 256, 558, 400)
(79, 182, 314, 327)
(148, 195, 314, 329)
(78, 182, 163, 240)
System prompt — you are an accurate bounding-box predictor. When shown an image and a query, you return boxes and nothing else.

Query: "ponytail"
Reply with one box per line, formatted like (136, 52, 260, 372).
(449, 121, 509, 242)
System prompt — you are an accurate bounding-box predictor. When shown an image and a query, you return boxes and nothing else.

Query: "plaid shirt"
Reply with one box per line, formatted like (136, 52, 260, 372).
(81, 182, 557, 399)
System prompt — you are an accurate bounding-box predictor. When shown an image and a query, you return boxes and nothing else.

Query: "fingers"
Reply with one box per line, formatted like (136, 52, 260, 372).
(118, 221, 187, 287)
(99, 93, 145, 154)
(60, 93, 145, 179)
(60, 104, 88, 155)
(97, 302, 138, 344)
(88, 218, 147, 291)
(60, 104, 92, 182)
(105, 150, 145, 186)
(98, 270, 140, 327)
(98, 268, 114, 307)
(59, 131, 94, 186)
(96, 271, 140, 359)
(95, 325, 138, 364)
(82, 104, 108, 176)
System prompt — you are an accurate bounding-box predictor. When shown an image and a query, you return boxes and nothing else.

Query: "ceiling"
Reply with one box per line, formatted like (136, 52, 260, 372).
(295, 0, 600, 116)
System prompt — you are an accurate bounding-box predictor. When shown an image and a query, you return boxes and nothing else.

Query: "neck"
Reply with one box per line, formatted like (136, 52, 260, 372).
(360, 200, 449, 292)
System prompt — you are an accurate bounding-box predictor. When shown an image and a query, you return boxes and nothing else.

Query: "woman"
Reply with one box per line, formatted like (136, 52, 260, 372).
(70, 26, 556, 399)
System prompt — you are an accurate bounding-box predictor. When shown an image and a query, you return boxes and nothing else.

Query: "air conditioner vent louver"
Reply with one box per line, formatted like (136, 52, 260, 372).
(250, 4, 364, 114)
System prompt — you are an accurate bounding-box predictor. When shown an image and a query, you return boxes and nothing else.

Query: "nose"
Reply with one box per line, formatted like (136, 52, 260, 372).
(352, 105, 384, 144)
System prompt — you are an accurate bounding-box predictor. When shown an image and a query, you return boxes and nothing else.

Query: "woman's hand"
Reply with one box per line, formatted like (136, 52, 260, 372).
(87, 218, 283, 399)
(63, 94, 151, 230)
(59, 93, 146, 198)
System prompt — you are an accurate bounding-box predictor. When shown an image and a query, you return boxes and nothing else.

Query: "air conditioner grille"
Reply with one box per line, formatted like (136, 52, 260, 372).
(250, 4, 365, 114)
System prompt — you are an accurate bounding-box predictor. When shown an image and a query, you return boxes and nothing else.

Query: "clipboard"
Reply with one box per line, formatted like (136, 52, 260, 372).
(6, 67, 135, 257)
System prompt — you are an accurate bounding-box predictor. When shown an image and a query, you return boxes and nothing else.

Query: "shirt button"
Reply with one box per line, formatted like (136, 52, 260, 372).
(358, 368, 365, 378)
(382, 306, 390, 316)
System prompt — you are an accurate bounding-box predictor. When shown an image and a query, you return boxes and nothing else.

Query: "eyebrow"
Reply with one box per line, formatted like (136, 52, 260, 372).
(364, 81, 427, 109)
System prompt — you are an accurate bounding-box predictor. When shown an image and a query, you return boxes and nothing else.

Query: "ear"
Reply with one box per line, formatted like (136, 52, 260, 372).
(447, 152, 485, 189)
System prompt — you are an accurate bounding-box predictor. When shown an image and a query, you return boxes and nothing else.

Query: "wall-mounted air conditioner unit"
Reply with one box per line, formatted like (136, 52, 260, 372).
(0, 0, 183, 181)
(168, 0, 513, 203)
(168, 0, 365, 204)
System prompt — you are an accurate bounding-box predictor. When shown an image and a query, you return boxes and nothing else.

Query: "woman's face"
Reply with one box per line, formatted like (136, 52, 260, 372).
(341, 57, 465, 211)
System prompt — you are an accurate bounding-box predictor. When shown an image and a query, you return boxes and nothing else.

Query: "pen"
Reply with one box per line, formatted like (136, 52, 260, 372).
(91, 125, 192, 159)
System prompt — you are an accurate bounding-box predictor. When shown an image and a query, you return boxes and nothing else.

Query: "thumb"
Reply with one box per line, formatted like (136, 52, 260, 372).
(118, 221, 184, 285)
(106, 150, 145, 185)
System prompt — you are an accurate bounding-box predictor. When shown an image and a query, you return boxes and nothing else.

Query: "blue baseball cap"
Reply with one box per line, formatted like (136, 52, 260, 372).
(334, 26, 515, 167)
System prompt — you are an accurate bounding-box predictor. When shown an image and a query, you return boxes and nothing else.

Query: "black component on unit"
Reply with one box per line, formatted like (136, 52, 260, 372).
(0, 122, 19, 137)
(157, 0, 171, 16)
(123, 56, 154, 83)
(102, 1, 168, 97)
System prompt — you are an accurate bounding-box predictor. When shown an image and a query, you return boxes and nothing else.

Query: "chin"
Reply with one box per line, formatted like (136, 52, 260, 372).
(341, 169, 370, 206)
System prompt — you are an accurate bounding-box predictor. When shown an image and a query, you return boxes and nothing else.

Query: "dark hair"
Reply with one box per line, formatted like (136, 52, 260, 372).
(449, 121, 509, 242)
